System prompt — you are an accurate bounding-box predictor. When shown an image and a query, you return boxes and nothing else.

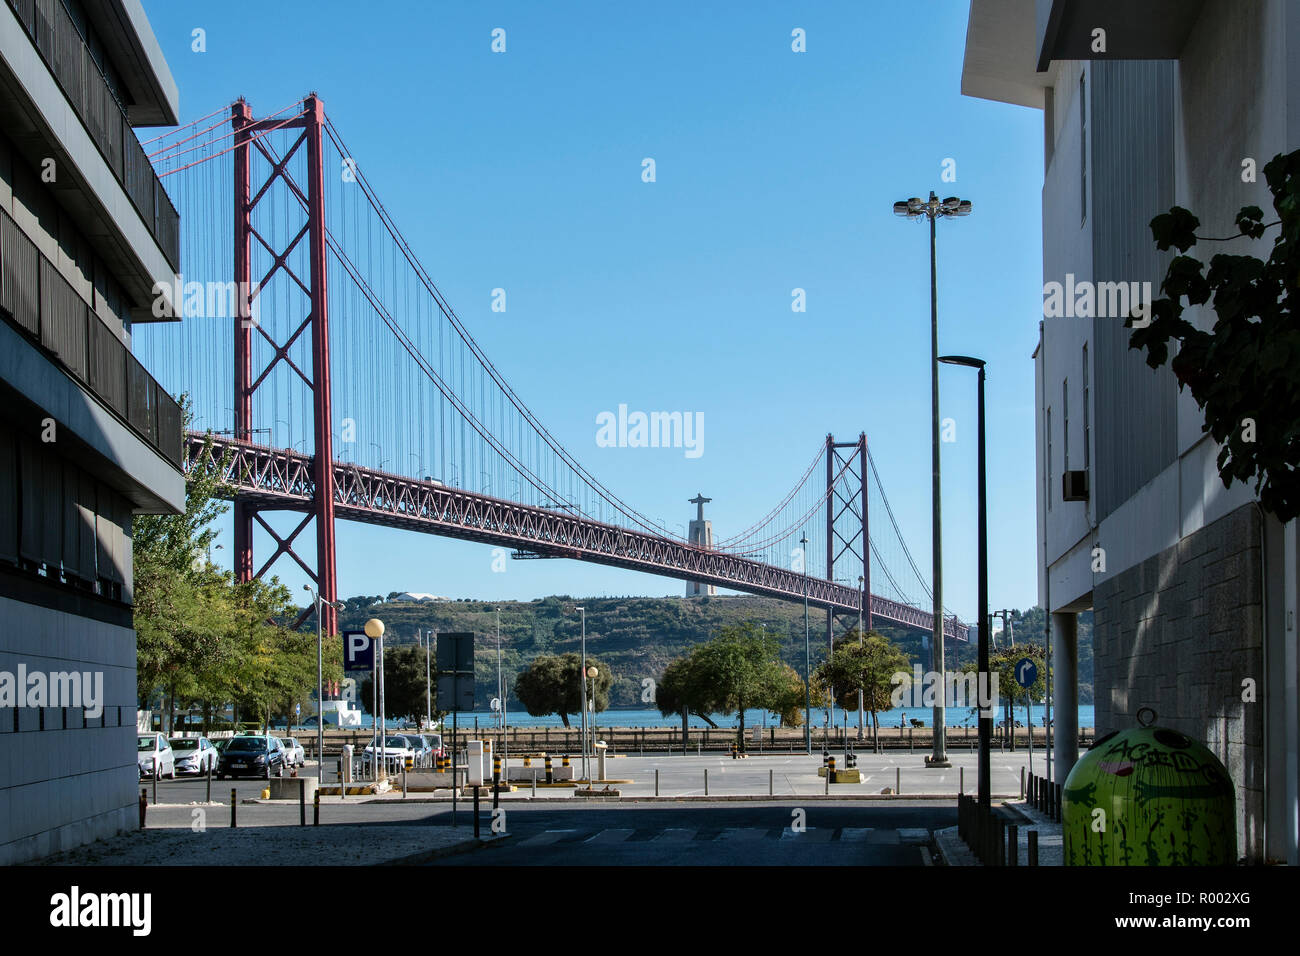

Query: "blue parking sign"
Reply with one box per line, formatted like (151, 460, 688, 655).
(344, 630, 374, 671)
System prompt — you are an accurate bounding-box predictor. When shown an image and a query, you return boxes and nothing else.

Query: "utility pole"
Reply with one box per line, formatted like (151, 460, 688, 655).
(801, 532, 811, 755)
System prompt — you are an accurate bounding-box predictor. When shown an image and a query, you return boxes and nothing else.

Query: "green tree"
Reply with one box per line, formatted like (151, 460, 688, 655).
(989, 643, 1046, 749)
(514, 653, 612, 727)
(813, 631, 912, 752)
(359, 643, 439, 726)
(687, 622, 786, 750)
(1130, 149, 1300, 520)
(655, 654, 719, 747)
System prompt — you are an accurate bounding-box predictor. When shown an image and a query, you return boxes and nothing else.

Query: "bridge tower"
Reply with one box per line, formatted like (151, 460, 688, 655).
(825, 433, 870, 659)
(231, 96, 338, 634)
(686, 493, 716, 597)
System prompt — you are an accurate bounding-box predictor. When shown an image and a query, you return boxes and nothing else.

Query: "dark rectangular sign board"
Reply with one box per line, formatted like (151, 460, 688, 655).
(436, 632, 474, 674)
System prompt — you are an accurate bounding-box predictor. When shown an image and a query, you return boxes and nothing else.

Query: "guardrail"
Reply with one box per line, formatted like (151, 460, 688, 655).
(0, 206, 182, 467)
(5, 0, 179, 269)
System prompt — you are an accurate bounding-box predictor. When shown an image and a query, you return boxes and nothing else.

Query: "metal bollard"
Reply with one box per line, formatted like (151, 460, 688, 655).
(403, 765, 407, 798)
(230, 788, 237, 828)
(531, 772, 537, 798)
(1028, 828, 1039, 866)
(139, 788, 147, 829)
(206, 764, 212, 804)
(704, 768, 709, 796)
(492, 755, 501, 811)
(896, 766, 901, 795)
(1020, 766, 1025, 800)
(152, 771, 157, 806)
(299, 778, 306, 826)
(959, 766, 964, 795)
(313, 790, 320, 826)
(769, 768, 774, 797)
(473, 780, 480, 839)
(1008, 824, 1018, 866)
(655, 768, 659, 797)
(545, 754, 554, 784)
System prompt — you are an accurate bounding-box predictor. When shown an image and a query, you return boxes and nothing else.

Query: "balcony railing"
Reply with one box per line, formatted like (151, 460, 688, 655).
(5, 0, 180, 270)
(0, 206, 183, 468)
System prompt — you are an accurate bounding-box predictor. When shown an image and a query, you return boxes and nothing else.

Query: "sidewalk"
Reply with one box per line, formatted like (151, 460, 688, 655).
(38, 821, 499, 866)
(933, 800, 1063, 866)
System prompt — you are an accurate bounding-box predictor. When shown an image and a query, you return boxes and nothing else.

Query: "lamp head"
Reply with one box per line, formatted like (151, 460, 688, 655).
(363, 618, 385, 639)
(939, 354, 986, 370)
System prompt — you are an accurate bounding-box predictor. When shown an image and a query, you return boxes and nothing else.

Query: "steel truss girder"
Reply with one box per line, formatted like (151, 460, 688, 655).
(191, 434, 968, 641)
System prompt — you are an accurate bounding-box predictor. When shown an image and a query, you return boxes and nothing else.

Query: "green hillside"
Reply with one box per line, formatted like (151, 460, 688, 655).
(323, 593, 1093, 709)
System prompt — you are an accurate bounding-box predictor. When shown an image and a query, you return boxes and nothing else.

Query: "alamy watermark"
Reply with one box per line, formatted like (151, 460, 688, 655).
(151, 277, 261, 323)
(890, 665, 999, 718)
(0, 665, 104, 718)
(1042, 274, 1151, 326)
(595, 404, 703, 459)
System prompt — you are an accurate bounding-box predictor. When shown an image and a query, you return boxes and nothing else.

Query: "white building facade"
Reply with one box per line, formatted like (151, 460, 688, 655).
(964, 0, 1300, 864)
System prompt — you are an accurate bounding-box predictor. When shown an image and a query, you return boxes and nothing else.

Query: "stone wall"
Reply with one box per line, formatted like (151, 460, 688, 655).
(1092, 503, 1265, 861)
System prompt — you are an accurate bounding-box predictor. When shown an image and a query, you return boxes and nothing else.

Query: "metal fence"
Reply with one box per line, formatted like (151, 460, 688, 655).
(6, 0, 180, 269)
(0, 207, 182, 466)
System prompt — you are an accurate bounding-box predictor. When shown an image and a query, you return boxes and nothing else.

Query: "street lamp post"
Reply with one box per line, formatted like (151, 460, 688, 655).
(801, 532, 811, 755)
(495, 608, 503, 730)
(894, 190, 972, 769)
(303, 586, 342, 787)
(939, 354, 990, 814)
(575, 606, 588, 782)
(364, 618, 386, 781)
(857, 575, 865, 741)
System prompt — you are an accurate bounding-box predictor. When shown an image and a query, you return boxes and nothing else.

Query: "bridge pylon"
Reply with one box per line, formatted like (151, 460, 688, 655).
(825, 433, 870, 664)
(230, 95, 337, 634)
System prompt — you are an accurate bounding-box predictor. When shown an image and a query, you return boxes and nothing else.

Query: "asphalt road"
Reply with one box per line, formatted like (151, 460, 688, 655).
(429, 802, 954, 866)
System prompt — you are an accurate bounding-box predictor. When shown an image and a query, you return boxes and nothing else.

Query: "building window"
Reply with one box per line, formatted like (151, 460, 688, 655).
(1062, 380, 1070, 471)
(1079, 74, 1088, 225)
(1082, 344, 1090, 470)
(1046, 407, 1053, 512)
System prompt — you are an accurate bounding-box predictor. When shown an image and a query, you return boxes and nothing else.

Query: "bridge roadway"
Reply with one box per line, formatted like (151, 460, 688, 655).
(188, 434, 968, 640)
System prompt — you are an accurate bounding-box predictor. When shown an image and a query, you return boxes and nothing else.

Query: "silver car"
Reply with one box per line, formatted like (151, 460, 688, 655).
(279, 737, 306, 768)
(168, 736, 218, 774)
(138, 733, 175, 779)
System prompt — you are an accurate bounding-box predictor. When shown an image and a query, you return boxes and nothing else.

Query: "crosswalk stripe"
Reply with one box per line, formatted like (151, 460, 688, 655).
(718, 828, 768, 841)
(651, 828, 696, 842)
(780, 827, 833, 842)
(582, 828, 635, 844)
(517, 829, 579, 846)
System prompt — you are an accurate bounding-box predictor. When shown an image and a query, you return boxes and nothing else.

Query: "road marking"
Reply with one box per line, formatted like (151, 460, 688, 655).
(718, 828, 768, 842)
(781, 827, 833, 842)
(899, 828, 931, 843)
(517, 829, 579, 846)
(651, 828, 696, 842)
(582, 828, 634, 844)
(839, 828, 873, 842)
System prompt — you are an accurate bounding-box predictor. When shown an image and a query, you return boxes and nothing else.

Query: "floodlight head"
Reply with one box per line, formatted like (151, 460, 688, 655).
(893, 201, 912, 216)
(956, 200, 973, 216)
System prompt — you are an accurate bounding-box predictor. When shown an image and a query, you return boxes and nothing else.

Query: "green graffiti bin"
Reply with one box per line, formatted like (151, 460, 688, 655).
(1062, 708, 1235, 866)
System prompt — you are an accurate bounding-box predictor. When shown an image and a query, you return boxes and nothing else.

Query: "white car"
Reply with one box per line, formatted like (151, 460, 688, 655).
(138, 733, 175, 779)
(362, 735, 416, 775)
(279, 737, 306, 768)
(168, 736, 218, 775)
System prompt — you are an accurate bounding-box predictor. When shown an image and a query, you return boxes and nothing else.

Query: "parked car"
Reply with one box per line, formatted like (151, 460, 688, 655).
(279, 737, 306, 768)
(362, 735, 416, 775)
(399, 734, 431, 766)
(169, 736, 218, 775)
(212, 738, 232, 756)
(217, 735, 288, 779)
(138, 734, 175, 780)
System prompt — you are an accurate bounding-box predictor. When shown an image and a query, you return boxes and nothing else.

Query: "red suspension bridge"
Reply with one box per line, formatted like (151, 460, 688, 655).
(137, 95, 969, 646)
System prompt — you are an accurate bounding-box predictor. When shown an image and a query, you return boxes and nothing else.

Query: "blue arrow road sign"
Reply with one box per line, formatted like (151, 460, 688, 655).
(1015, 658, 1038, 688)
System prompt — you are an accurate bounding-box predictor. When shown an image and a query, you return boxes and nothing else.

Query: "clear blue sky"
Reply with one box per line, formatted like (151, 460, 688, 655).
(140, 0, 1044, 621)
